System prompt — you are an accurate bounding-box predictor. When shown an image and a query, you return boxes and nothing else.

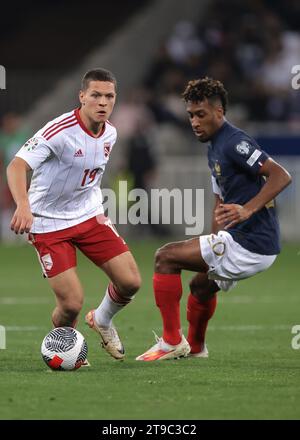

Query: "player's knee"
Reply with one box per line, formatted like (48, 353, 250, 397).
(189, 275, 218, 301)
(154, 244, 175, 272)
(117, 273, 141, 296)
(189, 274, 208, 294)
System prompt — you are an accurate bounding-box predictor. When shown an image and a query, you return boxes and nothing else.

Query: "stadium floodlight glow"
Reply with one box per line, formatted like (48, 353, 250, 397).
(0, 325, 6, 349)
(0, 65, 6, 90)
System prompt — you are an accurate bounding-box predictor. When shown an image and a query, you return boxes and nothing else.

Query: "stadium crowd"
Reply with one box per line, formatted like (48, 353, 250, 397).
(142, 0, 300, 125)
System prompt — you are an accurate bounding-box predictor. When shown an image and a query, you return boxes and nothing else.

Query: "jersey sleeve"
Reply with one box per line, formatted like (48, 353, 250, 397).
(211, 175, 222, 197)
(15, 135, 54, 170)
(111, 126, 117, 149)
(225, 135, 269, 175)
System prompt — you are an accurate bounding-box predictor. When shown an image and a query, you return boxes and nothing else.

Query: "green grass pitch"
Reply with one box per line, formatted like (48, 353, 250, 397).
(0, 240, 299, 420)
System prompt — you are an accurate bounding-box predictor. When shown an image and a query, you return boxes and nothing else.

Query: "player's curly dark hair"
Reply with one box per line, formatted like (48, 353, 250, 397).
(182, 77, 228, 114)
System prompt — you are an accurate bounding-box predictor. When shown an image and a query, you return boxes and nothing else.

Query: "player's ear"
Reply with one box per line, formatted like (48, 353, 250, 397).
(216, 104, 224, 119)
(79, 90, 85, 105)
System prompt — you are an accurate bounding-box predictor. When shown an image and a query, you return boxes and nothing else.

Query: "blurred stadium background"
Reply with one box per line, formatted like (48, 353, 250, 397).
(0, 0, 299, 242)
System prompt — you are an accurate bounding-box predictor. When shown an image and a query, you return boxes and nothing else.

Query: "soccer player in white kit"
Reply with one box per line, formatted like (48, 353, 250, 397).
(7, 68, 141, 361)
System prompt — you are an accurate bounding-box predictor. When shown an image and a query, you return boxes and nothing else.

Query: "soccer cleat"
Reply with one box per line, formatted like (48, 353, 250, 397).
(85, 310, 125, 360)
(188, 344, 209, 358)
(136, 332, 191, 361)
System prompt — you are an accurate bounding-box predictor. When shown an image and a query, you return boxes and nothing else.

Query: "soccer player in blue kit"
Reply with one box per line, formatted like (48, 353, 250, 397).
(137, 77, 292, 361)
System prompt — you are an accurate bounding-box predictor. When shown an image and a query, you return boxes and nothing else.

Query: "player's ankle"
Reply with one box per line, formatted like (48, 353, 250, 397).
(189, 342, 205, 354)
(163, 334, 182, 346)
(94, 310, 112, 328)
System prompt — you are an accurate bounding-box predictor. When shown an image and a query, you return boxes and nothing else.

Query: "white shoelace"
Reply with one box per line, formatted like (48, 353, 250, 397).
(152, 330, 161, 344)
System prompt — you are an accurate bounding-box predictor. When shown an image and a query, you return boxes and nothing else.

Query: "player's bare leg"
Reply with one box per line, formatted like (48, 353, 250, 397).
(85, 251, 141, 359)
(96, 250, 141, 328)
(101, 251, 141, 302)
(155, 238, 209, 274)
(48, 267, 84, 328)
(48, 267, 91, 367)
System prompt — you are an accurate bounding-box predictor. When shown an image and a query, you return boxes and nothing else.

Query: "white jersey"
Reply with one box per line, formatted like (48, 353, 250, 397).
(16, 108, 117, 233)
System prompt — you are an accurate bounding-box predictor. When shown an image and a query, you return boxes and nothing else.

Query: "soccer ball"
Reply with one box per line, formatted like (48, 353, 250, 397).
(41, 327, 88, 371)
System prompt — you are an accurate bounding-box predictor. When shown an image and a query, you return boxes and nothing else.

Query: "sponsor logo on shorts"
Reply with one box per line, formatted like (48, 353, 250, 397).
(41, 253, 53, 271)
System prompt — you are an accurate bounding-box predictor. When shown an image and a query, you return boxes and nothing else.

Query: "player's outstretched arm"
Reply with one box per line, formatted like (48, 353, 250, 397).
(215, 158, 292, 229)
(6, 157, 33, 234)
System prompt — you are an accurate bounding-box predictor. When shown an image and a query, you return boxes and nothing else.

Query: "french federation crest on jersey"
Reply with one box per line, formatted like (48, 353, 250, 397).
(23, 137, 39, 152)
(235, 141, 251, 156)
(104, 142, 111, 158)
(214, 161, 221, 177)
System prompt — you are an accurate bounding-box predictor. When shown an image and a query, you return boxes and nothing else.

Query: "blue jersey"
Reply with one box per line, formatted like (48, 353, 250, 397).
(208, 120, 280, 255)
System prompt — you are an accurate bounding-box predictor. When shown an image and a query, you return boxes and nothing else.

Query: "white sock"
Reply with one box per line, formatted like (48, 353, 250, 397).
(94, 284, 132, 328)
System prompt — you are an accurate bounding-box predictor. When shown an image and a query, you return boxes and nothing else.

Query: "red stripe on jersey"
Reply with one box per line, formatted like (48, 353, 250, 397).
(43, 116, 77, 139)
(45, 121, 78, 140)
(42, 112, 76, 137)
(43, 116, 76, 138)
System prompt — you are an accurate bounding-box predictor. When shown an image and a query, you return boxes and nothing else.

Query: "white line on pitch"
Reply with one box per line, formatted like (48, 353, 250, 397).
(218, 296, 300, 304)
(208, 324, 291, 331)
(0, 297, 51, 305)
(2, 324, 292, 332)
(5, 326, 47, 331)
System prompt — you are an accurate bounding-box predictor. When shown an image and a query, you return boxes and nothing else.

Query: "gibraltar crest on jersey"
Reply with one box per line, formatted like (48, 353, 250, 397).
(23, 137, 39, 152)
(104, 142, 111, 158)
(235, 141, 251, 156)
(41, 253, 53, 271)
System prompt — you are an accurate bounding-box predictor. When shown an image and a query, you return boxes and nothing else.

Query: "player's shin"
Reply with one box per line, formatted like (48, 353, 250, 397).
(187, 293, 217, 354)
(94, 282, 133, 328)
(153, 273, 183, 345)
(52, 308, 78, 328)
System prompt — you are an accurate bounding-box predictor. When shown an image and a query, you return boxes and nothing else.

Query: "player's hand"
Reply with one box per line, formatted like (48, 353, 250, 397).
(10, 202, 34, 234)
(215, 204, 252, 229)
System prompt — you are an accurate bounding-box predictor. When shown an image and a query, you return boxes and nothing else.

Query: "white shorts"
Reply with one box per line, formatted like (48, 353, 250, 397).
(199, 231, 277, 292)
